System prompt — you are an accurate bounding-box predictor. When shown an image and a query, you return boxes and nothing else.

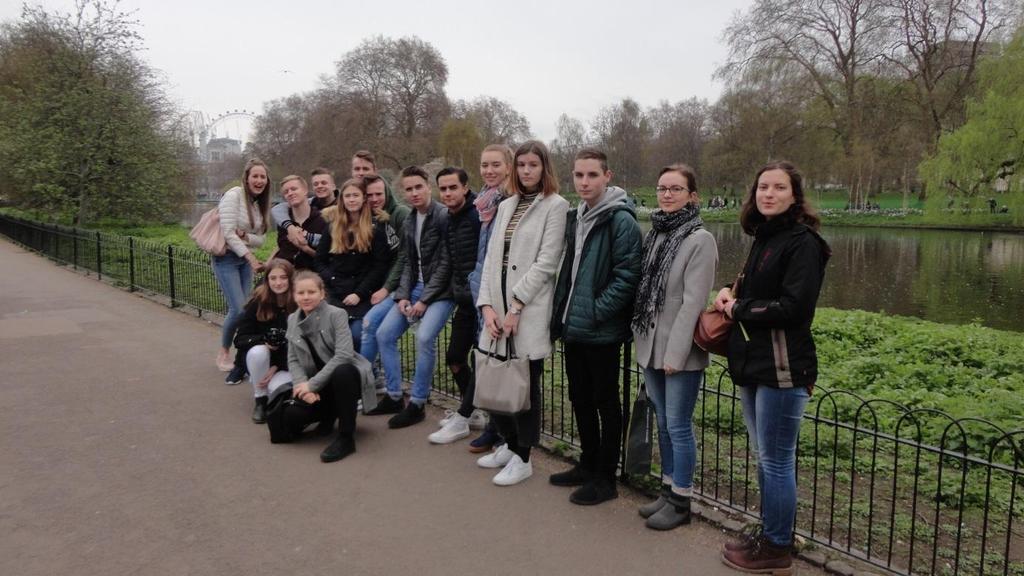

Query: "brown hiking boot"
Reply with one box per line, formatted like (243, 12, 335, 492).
(721, 535, 793, 575)
(723, 523, 763, 553)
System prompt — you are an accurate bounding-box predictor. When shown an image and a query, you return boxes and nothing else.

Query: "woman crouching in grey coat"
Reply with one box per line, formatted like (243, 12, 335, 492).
(287, 270, 375, 462)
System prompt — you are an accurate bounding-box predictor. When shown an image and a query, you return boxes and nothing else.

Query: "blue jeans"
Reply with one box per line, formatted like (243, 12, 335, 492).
(644, 368, 702, 495)
(377, 283, 453, 405)
(359, 297, 395, 367)
(211, 252, 252, 348)
(349, 318, 363, 352)
(739, 384, 810, 547)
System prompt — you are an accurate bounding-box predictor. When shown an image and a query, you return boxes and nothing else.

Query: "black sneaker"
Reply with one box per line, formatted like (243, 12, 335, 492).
(320, 435, 355, 463)
(569, 478, 619, 506)
(366, 395, 403, 416)
(549, 464, 593, 487)
(388, 402, 425, 429)
(225, 365, 246, 385)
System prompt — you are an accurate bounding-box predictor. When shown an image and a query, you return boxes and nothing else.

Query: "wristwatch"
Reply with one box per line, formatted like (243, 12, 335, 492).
(510, 306, 523, 316)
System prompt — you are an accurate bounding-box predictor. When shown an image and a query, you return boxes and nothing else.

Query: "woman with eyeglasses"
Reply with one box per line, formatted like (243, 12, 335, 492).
(632, 164, 718, 530)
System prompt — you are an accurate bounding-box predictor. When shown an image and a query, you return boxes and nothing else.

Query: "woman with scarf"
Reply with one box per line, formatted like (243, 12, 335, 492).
(632, 164, 718, 530)
(462, 144, 513, 453)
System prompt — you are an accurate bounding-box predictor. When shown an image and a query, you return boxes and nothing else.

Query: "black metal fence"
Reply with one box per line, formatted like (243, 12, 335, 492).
(2, 214, 1022, 576)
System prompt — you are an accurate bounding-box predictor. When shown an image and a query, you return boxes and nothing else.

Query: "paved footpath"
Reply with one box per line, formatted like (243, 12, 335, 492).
(0, 238, 826, 576)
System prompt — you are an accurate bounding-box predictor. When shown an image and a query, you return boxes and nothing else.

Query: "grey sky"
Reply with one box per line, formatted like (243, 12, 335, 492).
(2, 0, 753, 143)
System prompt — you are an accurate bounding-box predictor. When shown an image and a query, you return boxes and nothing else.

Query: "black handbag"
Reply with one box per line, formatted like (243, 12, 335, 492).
(623, 382, 654, 476)
(266, 385, 320, 444)
(266, 334, 327, 444)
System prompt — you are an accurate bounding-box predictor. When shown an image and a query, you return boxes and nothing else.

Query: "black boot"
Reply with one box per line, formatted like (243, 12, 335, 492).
(251, 397, 268, 424)
(645, 492, 691, 530)
(569, 476, 619, 506)
(320, 434, 355, 463)
(366, 394, 403, 415)
(549, 464, 593, 487)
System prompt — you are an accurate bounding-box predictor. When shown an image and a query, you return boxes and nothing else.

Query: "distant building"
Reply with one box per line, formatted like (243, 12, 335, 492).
(207, 138, 241, 162)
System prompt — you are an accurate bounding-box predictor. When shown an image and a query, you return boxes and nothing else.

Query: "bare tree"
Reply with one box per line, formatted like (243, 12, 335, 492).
(884, 0, 1014, 150)
(591, 98, 651, 187)
(453, 96, 531, 144)
(721, 0, 890, 201)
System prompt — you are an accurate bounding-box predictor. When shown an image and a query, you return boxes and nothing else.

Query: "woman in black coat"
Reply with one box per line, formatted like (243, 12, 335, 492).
(232, 258, 297, 423)
(714, 161, 830, 574)
(314, 178, 393, 350)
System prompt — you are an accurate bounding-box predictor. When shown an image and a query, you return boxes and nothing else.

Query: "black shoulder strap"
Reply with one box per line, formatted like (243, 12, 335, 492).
(302, 334, 326, 371)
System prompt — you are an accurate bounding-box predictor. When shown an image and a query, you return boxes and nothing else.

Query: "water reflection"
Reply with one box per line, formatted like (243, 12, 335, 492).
(665, 223, 1024, 332)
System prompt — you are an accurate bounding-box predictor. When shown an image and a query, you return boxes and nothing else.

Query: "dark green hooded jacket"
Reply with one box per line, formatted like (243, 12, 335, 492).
(551, 188, 643, 345)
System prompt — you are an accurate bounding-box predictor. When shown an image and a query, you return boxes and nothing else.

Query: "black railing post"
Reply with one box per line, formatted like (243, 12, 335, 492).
(619, 343, 633, 482)
(95, 231, 102, 279)
(167, 245, 176, 308)
(128, 237, 136, 292)
(73, 227, 79, 270)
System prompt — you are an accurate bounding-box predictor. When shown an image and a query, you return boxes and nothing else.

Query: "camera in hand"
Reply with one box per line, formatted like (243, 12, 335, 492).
(265, 328, 287, 348)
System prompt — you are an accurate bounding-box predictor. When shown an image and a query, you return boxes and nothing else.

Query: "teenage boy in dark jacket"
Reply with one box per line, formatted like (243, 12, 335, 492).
(428, 167, 482, 444)
(369, 166, 454, 429)
(549, 149, 643, 505)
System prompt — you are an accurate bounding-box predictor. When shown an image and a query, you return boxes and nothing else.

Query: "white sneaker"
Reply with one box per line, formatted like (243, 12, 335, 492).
(438, 409, 457, 427)
(492, 454, 532, 486)
(374, 373, 386, 394)
(428, 413, 470, 444)
(467, 410, 488, 431)
(476, 444, 514, 468)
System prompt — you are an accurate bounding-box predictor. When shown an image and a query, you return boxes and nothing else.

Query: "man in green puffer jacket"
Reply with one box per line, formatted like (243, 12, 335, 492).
(549, 148, 643, 506)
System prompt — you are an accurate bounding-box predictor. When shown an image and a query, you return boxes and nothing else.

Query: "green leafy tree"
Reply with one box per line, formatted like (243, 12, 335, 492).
(0, 1, 194, 225)
(920, 29, 1024, 225)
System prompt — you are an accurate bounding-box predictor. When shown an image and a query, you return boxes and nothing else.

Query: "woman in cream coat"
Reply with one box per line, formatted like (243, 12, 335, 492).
(476, 140, 569, 486)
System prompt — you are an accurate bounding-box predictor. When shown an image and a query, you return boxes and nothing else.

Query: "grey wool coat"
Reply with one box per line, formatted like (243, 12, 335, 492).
(286, 300, 378, 412)
(633, 228, 719, 371)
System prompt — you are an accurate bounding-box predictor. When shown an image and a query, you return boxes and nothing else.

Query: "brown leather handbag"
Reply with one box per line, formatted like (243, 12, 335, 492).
(693, 273, 744, 357)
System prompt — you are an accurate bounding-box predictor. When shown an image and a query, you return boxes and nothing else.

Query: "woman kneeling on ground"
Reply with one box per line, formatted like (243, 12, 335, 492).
(715, 161, 830, 575)
(233, 258, 297, 423)
(632, 164, 718, 530)
(287, 270, 374, 463)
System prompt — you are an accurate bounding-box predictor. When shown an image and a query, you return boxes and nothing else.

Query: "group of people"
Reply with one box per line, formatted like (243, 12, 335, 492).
(207, 142, 830, 576)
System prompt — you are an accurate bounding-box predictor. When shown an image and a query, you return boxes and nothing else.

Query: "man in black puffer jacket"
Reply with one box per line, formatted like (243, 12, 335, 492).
(370, 166, 454, 429)
(428, 167, 482, 444)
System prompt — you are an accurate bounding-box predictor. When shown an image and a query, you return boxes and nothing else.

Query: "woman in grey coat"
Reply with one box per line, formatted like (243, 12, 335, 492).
(287, 270, 375, 463)
(631, 164, 718, 529)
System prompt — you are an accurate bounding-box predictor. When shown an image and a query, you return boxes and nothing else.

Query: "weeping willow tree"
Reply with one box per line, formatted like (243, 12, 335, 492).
(920, 29, 1024, 226)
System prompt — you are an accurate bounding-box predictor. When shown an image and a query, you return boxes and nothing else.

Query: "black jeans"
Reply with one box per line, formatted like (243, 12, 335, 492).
(445, 303, 478, 418)
(315, 363, 362, 438)
(490, 359, 544, 458)
(564, 342, 623, 480)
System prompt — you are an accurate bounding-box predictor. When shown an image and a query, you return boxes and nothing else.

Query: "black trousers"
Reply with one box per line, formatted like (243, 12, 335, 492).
(314, 363, 362, 438)
(564, 342, 623, 480)
(490, 359, 544, 451)
(445, 303, 478, 418)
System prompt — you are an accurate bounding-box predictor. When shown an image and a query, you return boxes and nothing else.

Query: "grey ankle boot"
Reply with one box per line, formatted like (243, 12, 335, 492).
(638, 484, 671, 518)
(645, 492, 691, 530)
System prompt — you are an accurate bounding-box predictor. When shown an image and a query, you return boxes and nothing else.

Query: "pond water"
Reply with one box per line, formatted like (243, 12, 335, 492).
(681, 223, 1024, 332)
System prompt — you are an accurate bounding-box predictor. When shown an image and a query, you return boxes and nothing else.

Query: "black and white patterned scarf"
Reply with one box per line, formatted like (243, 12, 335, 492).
(631, 204, 704, 337)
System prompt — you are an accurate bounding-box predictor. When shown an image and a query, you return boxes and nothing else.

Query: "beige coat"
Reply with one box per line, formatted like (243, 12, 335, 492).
(218, 186, 266, 257)
(633, 228, 718, 371)
(477, 193, 569, 359)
